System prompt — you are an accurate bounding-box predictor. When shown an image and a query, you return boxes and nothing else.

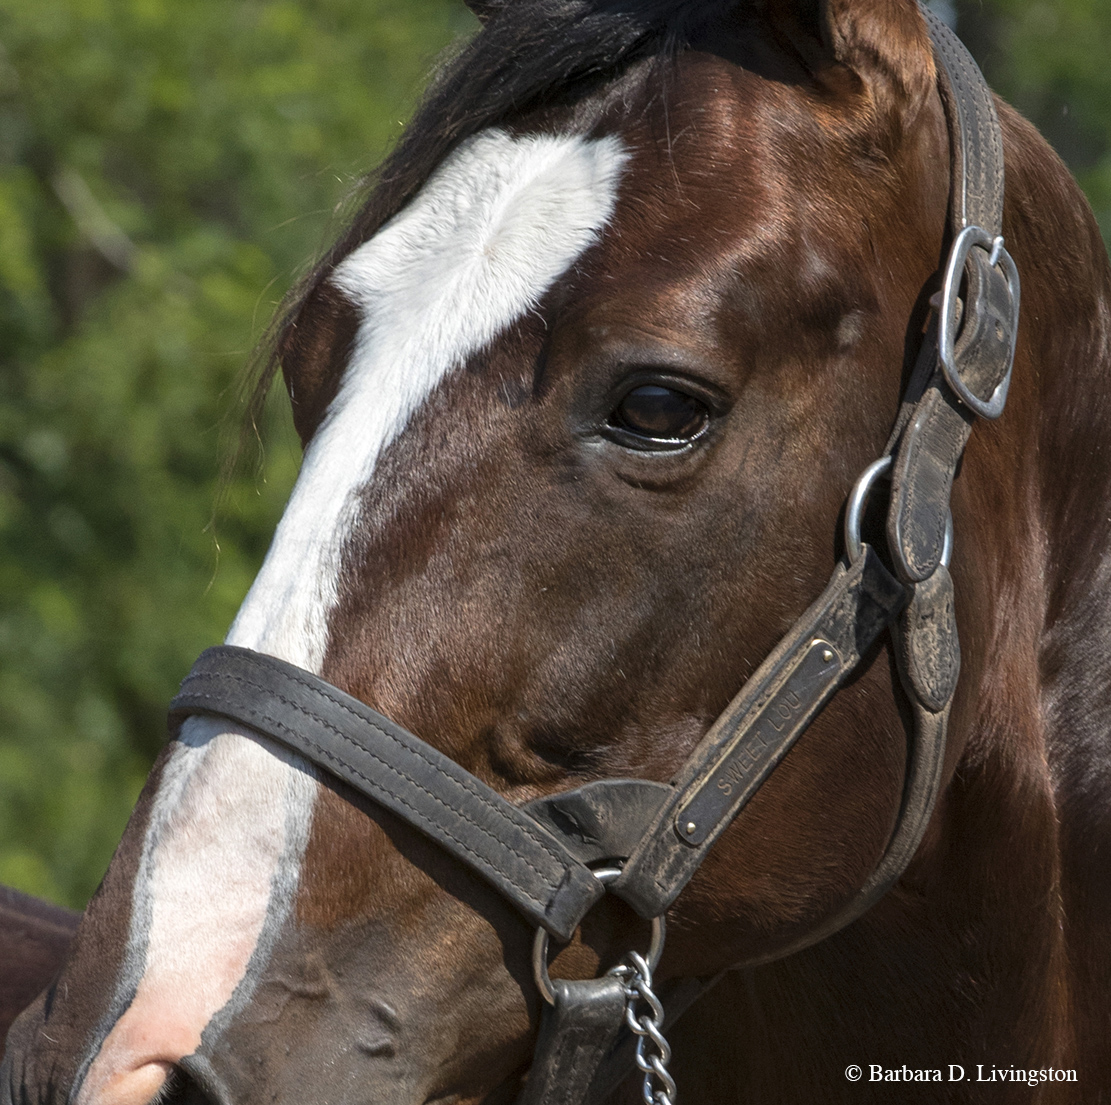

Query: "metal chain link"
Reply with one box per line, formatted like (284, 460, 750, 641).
(609, 950, 676, 1105)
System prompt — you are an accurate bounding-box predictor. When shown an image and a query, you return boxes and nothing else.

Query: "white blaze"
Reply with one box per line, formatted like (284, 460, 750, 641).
(230, 128, 628, 669)
(80, 129, 627, 1102)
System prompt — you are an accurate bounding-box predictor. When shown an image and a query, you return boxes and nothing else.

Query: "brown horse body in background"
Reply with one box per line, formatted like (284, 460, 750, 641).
(0, 889, 78, 1044)
(4, 0, 1111, 1102)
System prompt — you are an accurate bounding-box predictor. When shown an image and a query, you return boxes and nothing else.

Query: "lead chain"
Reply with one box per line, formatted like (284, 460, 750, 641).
(609, 950, 676, 1105)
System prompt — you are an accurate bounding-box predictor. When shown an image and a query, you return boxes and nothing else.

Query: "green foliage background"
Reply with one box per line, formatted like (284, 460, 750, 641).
(0, 0, 475, 907)
(0, 0, 1105, 910)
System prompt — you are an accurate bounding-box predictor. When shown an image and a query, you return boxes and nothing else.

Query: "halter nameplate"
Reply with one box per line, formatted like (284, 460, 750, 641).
(677, 638, 842, 847)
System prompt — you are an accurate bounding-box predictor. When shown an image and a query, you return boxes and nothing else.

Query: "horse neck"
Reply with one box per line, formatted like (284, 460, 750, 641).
(995, 104, 1111, 1090)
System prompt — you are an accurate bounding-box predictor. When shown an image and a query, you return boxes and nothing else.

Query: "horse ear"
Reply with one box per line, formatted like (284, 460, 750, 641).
(762, 0, 935, 114)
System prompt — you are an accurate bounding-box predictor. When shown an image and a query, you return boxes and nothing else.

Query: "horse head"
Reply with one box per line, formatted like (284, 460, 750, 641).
(7, 0, 1111, 1102)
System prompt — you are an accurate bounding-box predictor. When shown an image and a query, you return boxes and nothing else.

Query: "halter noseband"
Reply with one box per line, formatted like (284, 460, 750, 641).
(168, 9, 1018, 1103)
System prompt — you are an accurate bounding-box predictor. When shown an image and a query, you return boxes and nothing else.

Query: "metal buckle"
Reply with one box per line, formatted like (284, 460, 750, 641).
(532, 867, 666, 1006)
(938, 225, 1020, 421)
(845, 456, 952, 568)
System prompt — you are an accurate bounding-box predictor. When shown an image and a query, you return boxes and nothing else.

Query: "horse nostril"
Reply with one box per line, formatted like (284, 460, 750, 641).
(355, 1032, 396, 1059)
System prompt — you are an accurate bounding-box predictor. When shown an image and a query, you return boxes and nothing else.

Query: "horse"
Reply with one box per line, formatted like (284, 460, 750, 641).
(5, 0, 1111, 1100)
(0, 888, 79, 1045)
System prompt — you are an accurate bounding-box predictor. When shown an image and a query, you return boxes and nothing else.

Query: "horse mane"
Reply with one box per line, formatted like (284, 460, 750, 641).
(245, 0, 740, 424)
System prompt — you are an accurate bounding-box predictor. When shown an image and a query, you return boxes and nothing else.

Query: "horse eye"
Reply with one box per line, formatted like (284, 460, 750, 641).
(609, 384, 710, 445)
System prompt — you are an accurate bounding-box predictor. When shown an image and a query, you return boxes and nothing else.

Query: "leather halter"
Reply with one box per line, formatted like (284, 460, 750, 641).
(168, 9, 1018, 1103)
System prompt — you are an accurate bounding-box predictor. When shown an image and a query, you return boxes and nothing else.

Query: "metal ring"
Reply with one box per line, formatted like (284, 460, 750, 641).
(532, 867, 666, 1006)
(938, 225, 1019, 421)
(844, 456, 892, 564)
(845, 455, 954, 571)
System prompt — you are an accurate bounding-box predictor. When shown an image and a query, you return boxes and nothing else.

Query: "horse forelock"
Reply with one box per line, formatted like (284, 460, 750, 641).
(267, 0, 937, 435)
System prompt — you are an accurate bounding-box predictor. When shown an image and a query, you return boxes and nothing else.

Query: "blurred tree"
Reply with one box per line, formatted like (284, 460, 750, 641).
(957, 0, 1111, 240)
(0, 0, 474, 908)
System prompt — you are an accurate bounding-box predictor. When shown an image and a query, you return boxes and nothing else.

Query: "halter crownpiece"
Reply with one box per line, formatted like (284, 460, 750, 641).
(169, 8, 1017, 1103)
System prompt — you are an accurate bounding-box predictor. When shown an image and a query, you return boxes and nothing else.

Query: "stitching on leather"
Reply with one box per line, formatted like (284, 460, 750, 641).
(901, 406, 935, 571)
(180, 680, 550, 911)
(174, 673, 560, 911)
(227, 650, 573, 873)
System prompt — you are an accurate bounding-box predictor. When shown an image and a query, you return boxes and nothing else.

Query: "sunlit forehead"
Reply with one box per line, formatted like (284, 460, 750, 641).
(228, 128, 628, 673)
